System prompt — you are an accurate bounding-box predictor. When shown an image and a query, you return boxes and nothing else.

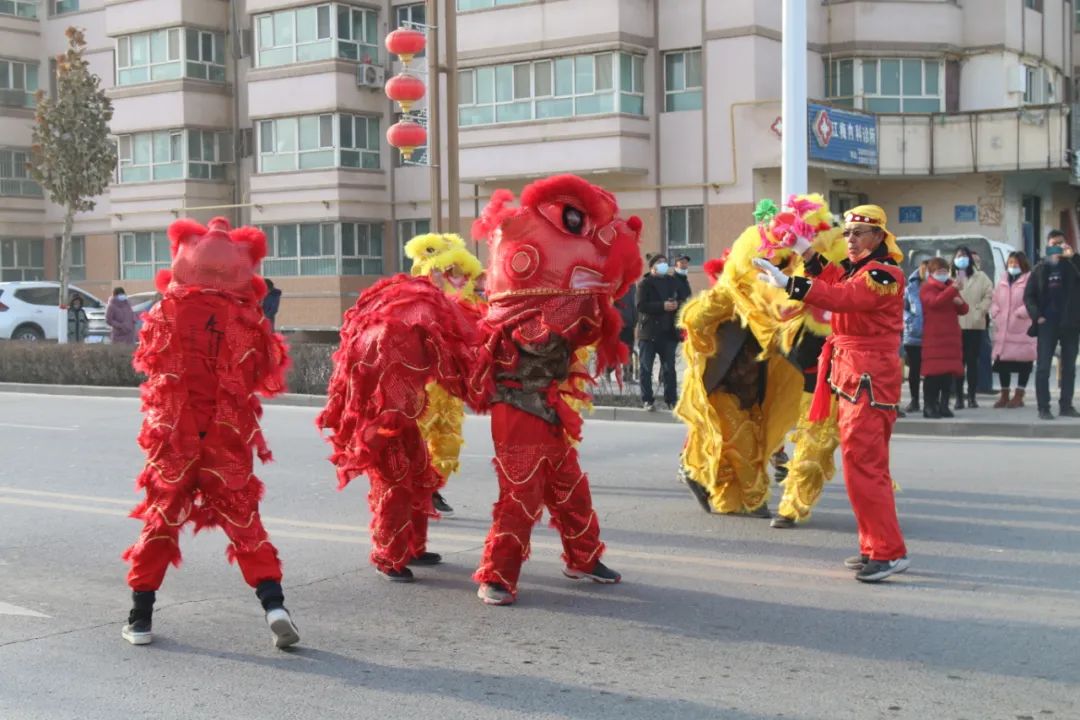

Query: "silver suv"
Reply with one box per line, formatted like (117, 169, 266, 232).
(0, 282, 109, 341)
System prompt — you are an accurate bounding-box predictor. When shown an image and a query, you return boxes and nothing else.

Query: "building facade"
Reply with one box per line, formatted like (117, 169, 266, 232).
(1, 0, 1076, 329)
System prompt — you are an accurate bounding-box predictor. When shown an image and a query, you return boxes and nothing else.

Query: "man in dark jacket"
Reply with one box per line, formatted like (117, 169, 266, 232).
(1024, 231, 1080, 419)
(263, 279, 282, 331)
(637, 253, 689, 410)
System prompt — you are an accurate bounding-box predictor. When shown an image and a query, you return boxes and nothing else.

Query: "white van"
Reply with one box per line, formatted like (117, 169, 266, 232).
(895, 235, 1015, 285)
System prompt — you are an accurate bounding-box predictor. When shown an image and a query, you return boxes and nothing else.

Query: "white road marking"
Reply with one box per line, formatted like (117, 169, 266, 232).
(0, 601, 50, 618)
(0, 422, 79, 432)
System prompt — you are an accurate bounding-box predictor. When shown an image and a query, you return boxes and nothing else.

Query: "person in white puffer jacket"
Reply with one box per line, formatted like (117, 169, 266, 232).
(951, 246, 993, 409)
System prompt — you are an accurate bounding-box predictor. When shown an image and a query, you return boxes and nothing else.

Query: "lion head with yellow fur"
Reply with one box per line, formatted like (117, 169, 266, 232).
(404, 233, 485, 303)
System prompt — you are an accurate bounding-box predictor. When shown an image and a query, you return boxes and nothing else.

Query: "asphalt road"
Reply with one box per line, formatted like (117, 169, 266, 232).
(0, 392, 1077, 720)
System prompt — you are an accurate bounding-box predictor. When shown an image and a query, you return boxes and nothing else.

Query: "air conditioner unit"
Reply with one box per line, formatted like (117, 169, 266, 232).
(0, 89, 27, 108)
(357, 63, 385, 89)
(1007, 65, 1028, 94)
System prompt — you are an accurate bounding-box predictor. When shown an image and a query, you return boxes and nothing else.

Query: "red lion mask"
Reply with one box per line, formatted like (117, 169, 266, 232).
(159, 216, 269, 300)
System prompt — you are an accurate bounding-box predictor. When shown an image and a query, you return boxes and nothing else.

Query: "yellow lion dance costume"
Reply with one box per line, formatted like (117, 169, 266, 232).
(675, 195, 842, 520)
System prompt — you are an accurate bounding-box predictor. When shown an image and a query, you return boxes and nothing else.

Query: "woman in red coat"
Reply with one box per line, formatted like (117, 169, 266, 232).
(919, 257, 969, 418)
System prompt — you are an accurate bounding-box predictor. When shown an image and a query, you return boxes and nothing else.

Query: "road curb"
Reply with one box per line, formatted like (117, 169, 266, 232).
(3, 382, 1077, 439)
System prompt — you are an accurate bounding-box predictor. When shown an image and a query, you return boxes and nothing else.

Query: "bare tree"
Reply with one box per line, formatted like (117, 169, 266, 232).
(28, 27, 115, 342)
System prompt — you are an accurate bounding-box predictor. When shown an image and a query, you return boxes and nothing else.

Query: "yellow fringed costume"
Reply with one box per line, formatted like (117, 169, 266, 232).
(405, 233, 485, 488)
(675, 195, 838, 517)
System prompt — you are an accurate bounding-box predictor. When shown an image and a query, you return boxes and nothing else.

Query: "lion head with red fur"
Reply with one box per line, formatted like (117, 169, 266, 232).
(159, 217, 269, 300)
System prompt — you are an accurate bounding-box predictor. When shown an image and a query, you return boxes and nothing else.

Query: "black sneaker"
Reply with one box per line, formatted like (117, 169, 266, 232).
(844, 554, 869, 570)
(1039, 409, 1056, 420)
(563, 560, 621, 584)
(1059, 407, 1080, 418)
(955, 396, 966, 410)
(477, 582, 514, 606)
(905, 400, 920, 413)
(678, 467, 714, 514)
(432, 492, 454, 516)
(923, 406, 941, 419)
(121, 590, 155, 646)
(376, 566, 416, 583)
(968, 396, 979, 409)
(747, 503, 771, 519)
(770, 514, 796, 529)
(939, 406, 955, 419)
(855, 557, 910, 583)
(408, 552, 442, 567)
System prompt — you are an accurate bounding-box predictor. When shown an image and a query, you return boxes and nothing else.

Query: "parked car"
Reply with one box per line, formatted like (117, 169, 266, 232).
(896, 235, 1014, 285)
(128, 291, 162, 335)
(0, 282, 109, 342)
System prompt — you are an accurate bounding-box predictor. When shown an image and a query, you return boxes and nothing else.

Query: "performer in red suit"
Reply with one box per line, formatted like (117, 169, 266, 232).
(755, 205, 909, 582)
(121, 217, 300, 647)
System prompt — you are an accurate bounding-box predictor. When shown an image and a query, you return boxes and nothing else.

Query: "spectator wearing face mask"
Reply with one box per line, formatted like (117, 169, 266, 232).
(990, 252, 1036, 409)
(920, 258, 968, 418)
(673, 255, 692, 299)
(902, 260, 929, 412)
(637, 253, 689, 411)
(106, 287, 137, 345)
(1024, 231, 1080, 420)
(951, 246, 993, 409)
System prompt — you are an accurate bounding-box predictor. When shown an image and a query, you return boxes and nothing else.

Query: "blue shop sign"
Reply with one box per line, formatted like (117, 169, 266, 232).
(807, 103, 879, 168)
(898, 206, 923, 223)
(954, 205, 977, 222)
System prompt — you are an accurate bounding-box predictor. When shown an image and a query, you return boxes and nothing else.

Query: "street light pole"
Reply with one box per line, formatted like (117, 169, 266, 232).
(427, 0, 443, 232)
(781, 0, 808, 201)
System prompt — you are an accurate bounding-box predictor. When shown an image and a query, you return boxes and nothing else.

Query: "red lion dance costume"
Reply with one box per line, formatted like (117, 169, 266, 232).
(121, 217, 300, 648)
(319, 175, 642, 606)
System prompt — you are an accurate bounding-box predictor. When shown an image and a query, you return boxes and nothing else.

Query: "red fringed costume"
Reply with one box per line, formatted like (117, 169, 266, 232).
(123, 217, 290, 592)
(318, 175, 642, 602)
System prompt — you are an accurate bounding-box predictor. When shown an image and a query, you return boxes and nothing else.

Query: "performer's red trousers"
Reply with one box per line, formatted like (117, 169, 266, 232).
(366, 424, 437, 573)
(838, 395, 907, 561)
(474, 404, 604, 595)
(124, 437, 282, 591)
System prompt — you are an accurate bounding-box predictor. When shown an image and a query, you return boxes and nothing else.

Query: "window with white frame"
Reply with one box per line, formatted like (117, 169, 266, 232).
(396, 218, 430, 270)
(0, 58, 39, 108)
(341, 221, 384, 275)
(1023, 0, 1042, 11)
(262, 223, 338, 276)
(395, 3, 426, 57)
(458, 51, 645, 126)
(0, 0, 37, 19)
(0, 148, 42, 197)
(255, 4, 378, 68)
(120, 231, 171, 280)
(0, 238, 44, 281)
(258, 113, 380, 172)
(56, 235, 86, 282)
(1023, 65, 1052, 105)
(185, 29, 226, 81)
(663, 49, 702, 112)
(663, 206, 705, 265)
(826, 58, 942, 113)
(117, 28, 225, 86)
(187, 129, 233, 179)
(117, 130, 185, 182)
(457, 0, 528, 10)
(51, 0, 78, 15)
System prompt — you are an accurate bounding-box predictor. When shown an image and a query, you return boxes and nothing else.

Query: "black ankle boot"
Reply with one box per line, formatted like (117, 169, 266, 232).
(255, 580, 285, 612)
(968, 392, 979, 408)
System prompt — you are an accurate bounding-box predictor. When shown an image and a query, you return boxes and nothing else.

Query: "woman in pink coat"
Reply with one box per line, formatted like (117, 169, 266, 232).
(990, 251, 1037, 408)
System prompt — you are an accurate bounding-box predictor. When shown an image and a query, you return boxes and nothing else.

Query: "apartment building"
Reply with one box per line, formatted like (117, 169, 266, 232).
(0, 0, 1076, 330)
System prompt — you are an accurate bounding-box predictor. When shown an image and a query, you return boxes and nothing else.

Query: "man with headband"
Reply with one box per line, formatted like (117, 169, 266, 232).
(754, 205, 909, 583)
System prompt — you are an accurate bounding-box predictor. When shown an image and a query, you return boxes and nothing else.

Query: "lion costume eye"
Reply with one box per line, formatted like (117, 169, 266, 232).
(539, 201, 591, 237)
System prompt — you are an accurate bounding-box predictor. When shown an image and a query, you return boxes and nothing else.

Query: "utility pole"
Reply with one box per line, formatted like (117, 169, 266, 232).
(445, 0, 460, 235)
(781, 0, 808, 201)
(427, 0, 443, 232)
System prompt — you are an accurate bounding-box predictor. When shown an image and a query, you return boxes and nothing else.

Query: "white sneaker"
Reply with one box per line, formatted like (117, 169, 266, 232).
(121, 623, 152, 646)
(643, 402, 655, 412)
(266, 608, 300, 648)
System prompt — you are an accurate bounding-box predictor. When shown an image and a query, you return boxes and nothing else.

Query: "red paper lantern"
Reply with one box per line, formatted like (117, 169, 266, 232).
(385, 73, 426, 113)
(386, 121, 427, 160)
(385, 29, 426, 66)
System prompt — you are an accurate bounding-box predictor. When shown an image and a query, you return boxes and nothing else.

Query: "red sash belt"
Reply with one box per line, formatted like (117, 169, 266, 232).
(808, 334, 897, 421)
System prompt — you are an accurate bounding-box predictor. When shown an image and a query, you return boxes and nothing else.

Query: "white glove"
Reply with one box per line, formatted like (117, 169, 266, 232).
(790, 234, 812, 256)
(754, 258, 788, 289)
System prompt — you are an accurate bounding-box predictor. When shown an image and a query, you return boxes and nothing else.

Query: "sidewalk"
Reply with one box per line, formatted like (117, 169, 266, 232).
(3, 380, 1078, 439)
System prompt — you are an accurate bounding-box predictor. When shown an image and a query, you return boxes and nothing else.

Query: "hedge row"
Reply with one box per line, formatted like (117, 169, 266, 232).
(0, 341, 639, 406)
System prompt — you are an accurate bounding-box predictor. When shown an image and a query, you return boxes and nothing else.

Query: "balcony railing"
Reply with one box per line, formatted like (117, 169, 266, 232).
(877, 104, 1070, 176)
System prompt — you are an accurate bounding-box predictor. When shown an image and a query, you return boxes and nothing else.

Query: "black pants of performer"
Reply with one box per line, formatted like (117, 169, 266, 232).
(994, 361, 1032, 389)
(904, 345, 922, 405)
(924, 374, 953, 412)
(955, 330, 984, 401)
(1035, 324, 1080, 412)
(640, 338, 677, 407)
